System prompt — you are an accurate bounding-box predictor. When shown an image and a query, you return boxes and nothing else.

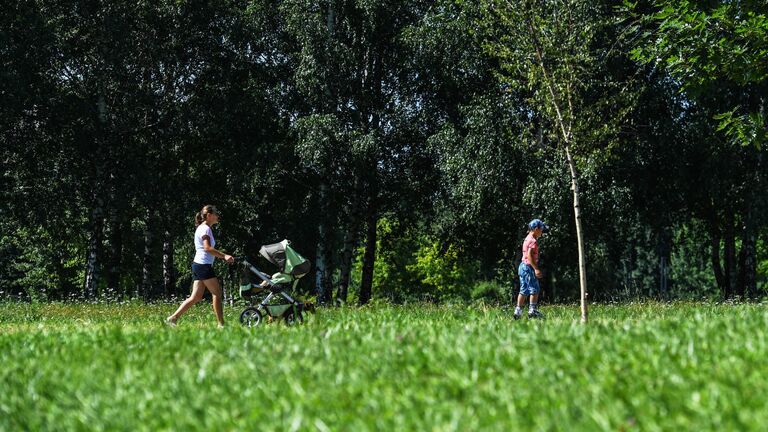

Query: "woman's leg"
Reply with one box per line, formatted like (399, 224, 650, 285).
(169, 281, 205, 321)
(202, 277, 224, 326)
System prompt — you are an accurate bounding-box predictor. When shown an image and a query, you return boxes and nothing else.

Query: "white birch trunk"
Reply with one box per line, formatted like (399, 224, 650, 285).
(141, 208, 153, 300)
(84, 201, 104, 300)
(563, 145, 588, 322)
(162, 229, 174, 298)
(315, 182, 331, 303)
(337, 219, 356, 305)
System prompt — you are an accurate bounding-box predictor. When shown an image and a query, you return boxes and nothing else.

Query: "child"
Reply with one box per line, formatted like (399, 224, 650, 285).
(515, 219, 549, 320)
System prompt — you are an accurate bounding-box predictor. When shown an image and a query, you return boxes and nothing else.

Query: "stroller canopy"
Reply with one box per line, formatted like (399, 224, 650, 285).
(259, 240, 311, 277)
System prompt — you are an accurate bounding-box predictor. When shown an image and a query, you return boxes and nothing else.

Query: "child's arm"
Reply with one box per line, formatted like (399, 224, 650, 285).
(527, 248, 542, 279)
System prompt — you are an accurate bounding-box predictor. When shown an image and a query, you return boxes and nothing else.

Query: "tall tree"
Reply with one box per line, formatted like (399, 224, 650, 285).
(479, 0, 630, 321)
(283, 0, 432, 305)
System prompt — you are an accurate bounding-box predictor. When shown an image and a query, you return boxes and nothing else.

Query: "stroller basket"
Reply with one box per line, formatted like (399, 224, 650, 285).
(265, 303, 293, 316)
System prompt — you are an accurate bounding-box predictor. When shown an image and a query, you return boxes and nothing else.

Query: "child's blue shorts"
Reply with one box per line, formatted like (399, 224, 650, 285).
(518, 262, 540, 296)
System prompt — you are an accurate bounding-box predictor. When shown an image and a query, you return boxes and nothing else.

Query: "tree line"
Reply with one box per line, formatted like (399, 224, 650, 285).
(2, 0, 766, 304)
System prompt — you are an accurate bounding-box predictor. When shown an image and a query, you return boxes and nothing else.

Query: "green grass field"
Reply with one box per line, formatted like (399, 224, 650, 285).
(1, 302, 766, 431)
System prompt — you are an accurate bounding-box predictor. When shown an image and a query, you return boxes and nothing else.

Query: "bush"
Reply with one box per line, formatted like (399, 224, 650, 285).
(351, 218, 482, 303)
(669, 222, 719, 299)
(470, 280, 508, 304)
(407, 242, 478, 300)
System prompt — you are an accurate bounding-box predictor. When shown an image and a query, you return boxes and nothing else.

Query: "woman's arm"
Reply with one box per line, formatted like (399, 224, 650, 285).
(203, 237, 234, 263)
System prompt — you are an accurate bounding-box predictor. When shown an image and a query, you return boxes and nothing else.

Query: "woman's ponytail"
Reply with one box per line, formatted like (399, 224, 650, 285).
(195, 205, 218, 227)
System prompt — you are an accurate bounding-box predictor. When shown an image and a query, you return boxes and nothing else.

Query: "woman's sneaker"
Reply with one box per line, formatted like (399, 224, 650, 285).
(528, 310, 545, 319)
(165, 316, 177, 327)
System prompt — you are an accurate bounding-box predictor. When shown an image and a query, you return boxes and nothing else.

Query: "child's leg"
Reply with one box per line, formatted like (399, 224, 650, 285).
(517, 293, 526, 308)
(515, 263, 531, 316)
(528, 293, 539, 312)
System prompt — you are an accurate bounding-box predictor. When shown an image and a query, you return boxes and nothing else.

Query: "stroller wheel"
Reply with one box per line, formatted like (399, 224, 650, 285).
(239, 307, 263, 327)
(284, 310, 303, 326)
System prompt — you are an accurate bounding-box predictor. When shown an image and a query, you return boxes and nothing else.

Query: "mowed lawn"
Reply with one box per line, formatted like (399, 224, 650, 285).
(1, 302, 767, 431)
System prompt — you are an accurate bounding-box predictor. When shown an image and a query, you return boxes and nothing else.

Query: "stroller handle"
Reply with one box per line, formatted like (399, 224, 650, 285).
(237, 257, 274, 284)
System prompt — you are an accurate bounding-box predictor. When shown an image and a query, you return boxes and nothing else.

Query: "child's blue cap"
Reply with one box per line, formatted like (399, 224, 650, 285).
(528, 219, 550, 233)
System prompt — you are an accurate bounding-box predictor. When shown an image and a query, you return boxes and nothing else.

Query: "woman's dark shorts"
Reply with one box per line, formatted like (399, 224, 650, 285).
(191, 263, 217, 281)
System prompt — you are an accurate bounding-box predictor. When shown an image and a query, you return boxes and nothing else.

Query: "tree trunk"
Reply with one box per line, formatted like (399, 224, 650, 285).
(315, 182, 334, 305)
(105, 207, 123, 299)
(737, 208, 756, 299)
(657, 228, 671, 299)
(738, 147, 761, 299)
(323, 0, 335, 107)
(85, 90, 109, 301)
(337, 218, 357, 305)
(323, 260, 335, 305)
(563, 145, 588, 322)
(141, 208, 154, 300)
(84, 199, 104, 300)
(317, 0, 336, 304)
(52, 247, 65, 300)
(723, 211, 736, 299)
(326, 0, 335, 35)
(314, 238, 328, 303)
(708, 218, 726, 297)
(359, 197, 377, 306)
(163, 228, 175, 298)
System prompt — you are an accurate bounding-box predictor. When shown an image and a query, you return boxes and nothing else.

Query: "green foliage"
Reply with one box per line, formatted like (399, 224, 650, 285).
(669, 223, 719, 299)
(469, 280, 509, 304)
(350, 218, 480, 302)
(6, 226, 84, 302)
(479, 0, 632, 155)
(627, 0, 768, 89)
(2, 303, 768, 430)
(626, 0, 768, 148)
(757, 235, 768, 294)
(407, 242, 479, 300)
(365, 218, 422, 302)
(713, 108, 767, 150)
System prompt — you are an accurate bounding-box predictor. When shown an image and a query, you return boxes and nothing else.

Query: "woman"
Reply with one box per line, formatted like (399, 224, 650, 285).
(167, 205, 234, 327)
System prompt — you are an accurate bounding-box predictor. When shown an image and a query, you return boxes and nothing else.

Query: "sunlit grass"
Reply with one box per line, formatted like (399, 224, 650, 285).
(1, 301, 766, 431)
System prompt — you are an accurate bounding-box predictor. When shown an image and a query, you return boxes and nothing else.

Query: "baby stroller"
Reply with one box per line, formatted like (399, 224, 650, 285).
(237, 239, 312, 327)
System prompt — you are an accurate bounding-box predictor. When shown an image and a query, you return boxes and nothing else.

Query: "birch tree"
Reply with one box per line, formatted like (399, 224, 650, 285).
(479, 0, 625, 321)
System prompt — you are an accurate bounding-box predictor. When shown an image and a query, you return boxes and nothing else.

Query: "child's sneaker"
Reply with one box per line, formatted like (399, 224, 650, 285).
(528, 310, 545, 320)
